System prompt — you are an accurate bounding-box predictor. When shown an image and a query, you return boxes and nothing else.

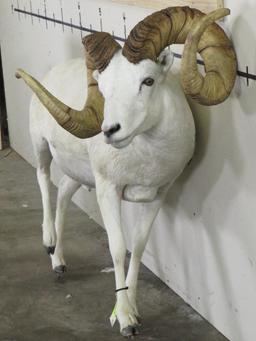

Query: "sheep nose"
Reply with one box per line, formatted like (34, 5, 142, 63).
(103, 123, 121, 138)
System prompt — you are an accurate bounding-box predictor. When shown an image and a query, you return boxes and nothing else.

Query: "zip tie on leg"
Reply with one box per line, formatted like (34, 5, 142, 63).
(115, 286, 129, 293)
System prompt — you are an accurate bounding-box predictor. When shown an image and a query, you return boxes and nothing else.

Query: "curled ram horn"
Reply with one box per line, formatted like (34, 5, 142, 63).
(122, 6, 237, 105)
(15, 32, 121, 138)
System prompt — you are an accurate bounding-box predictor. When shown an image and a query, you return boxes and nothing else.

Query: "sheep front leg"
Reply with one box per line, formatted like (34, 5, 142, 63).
(95, 176, 139, 337)
(126, 185, 170, 320)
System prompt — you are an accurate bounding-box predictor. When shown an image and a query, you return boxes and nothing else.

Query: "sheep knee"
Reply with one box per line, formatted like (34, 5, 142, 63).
(123, 185, 158, 202)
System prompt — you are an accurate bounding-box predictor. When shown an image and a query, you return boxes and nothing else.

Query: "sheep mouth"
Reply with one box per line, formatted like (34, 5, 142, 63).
(110, 134, 134, 149)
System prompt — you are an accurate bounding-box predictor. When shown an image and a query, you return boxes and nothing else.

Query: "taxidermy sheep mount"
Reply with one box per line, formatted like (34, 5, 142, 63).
(15, 6, 237, 338)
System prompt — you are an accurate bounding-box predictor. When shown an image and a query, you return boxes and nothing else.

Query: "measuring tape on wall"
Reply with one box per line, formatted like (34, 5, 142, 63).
(12, 0, 256, 86)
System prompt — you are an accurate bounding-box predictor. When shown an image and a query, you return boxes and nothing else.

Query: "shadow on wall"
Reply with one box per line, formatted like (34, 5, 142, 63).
(155, 12, 256, 339)
(232, 8, 256, 116)
(66, 37, 83, 62)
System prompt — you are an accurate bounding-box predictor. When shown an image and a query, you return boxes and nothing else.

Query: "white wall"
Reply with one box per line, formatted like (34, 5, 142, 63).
(1, 1, 256, 340)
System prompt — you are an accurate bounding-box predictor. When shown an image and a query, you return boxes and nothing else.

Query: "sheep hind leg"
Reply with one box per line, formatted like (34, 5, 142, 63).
(51, 175, 80, 274)
(125, 185, 171, 323)
(33, 138, 56, 255)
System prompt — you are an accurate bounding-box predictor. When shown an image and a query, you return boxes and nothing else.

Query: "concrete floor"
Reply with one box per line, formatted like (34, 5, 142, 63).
(0, 148, 227, 341)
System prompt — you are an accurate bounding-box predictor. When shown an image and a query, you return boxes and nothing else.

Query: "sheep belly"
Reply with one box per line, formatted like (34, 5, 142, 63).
(49, 141, 163, 202)
(49, 142, 96, 188)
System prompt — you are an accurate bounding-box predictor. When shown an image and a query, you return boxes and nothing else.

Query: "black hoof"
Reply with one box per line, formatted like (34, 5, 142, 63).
(54, 265, 67, 274)
(45, 246, 55, 255)
(135, 316, 142, 326)
(121, 325, 139, 337)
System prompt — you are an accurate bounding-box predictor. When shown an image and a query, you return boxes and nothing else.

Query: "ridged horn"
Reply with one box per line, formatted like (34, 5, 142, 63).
(122, 6, 237, 105)
(15, 32, 121, 138)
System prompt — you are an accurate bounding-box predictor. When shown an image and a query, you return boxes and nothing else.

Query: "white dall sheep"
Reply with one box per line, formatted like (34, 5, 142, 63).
(16, 7, 237, 337)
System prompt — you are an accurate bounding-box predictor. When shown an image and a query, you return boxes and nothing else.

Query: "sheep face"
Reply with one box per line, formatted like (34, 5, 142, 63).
(94, 49, 174, 149)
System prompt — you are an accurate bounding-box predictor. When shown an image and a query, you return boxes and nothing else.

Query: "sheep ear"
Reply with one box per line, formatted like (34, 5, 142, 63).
(93, 70, 99, 81)
(157, 49, 174, 74)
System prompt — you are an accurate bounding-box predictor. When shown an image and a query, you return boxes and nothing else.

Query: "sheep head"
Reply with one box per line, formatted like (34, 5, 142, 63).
(16, 6, 237, 144)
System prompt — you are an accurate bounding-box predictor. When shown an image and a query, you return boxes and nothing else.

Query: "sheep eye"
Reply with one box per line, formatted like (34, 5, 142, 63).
(142, 77, 154, 86)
